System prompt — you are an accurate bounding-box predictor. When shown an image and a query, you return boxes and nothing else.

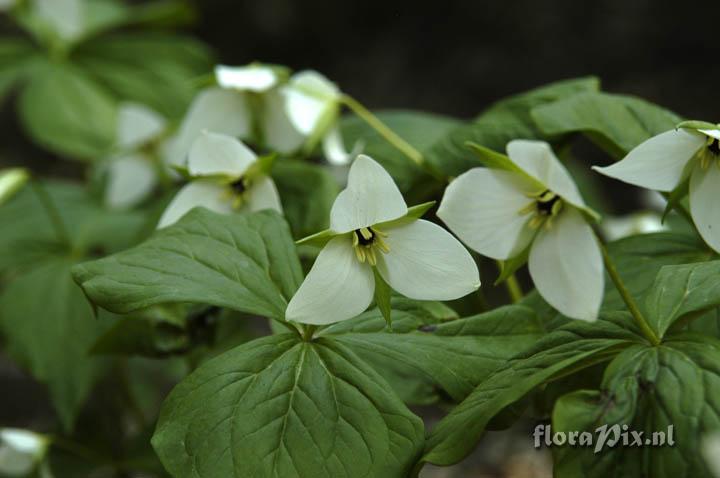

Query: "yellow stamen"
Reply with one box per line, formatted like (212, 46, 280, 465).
(351, 226, 390, 264)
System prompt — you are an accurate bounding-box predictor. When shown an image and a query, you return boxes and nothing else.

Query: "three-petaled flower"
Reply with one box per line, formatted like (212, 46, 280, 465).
(286, 155, 480, 325)
(438, 140, 603, 321)
(282, 70, 360, 165)
(594, 122, 720, 252)
(157, 131, 282, 228)
(0, 428, 49, 477)
(104, 103, 172, 209)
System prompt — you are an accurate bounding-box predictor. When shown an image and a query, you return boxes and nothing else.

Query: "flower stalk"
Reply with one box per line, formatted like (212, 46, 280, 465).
(596, 233, 660, 346)
(341, 94, 425, 167)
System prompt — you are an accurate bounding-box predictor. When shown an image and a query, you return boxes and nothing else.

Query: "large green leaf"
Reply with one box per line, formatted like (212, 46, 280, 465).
(323, 304, 543, 405)
(18, 63, 117, 160)
(72, 209, 303, 321)
(0, 181, 149, 430)
(422, 313, 640, 467)
(645, 261, 720, 337)
(531, 91, 681, 158)
(0, 38, 41, 102)
(552, 335, 720, 477)
(424, 77, 600, 177)
(0, 259, 110, 431)
(340, 110, 461, 202)
(73, 32, 212, 119)
(271, 160, 338, 239)
(152, 334, 424, 478)
(603, 232, 712, 312)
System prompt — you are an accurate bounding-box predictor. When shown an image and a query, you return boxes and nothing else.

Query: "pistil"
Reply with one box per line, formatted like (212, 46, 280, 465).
(352, 227, 390, 265)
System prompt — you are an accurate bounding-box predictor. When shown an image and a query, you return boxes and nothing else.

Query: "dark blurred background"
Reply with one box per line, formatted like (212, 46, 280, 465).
(194, 0, 719, 120)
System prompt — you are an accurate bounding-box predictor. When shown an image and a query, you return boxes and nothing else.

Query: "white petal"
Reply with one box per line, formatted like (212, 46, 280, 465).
(116, 103, 166, 150)
(593, 129, 704, 192)
(376, 219, 480, 300)
(329, 155, 407, 233)
(33, 0, 84, 40)
(0, 430, 45, 455)
(187, 131, 256, 178)
(282, 70, 340, 135)
(244, 176, 283, 213)
(105, 155, 157, 210)
(690, 164, 720, 253)
(703, 433, 720, 478)
(261, 89, 305, 154)
(529, 208, 603, 321)
(166, 88, 250, 167)
(506, 140, 586, 209)
(0, 0, 18, 12)
(0, 168, 29, 205)
(0, 429, 46, 476)
(286, 236, 375, 325)
(214, 64, 278, 92)
(700, 129, 720, 141)
(322, 125, 363, 165)
(157, 180, 233, 229)
(438, 168, 537, 260)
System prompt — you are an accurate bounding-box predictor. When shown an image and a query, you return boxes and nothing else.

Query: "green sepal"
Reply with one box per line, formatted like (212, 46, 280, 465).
(661, 177, 690, 223)
(246, 152, 278, 179)
(372, 267, 393, 330)
(465, 142, 545, 190)
(378, 200, 436, 229)
(295, 229, 339, 248)
(495, 248, 531, 286)
(676, 120, 718, 132)
(169, 163, 192, 180)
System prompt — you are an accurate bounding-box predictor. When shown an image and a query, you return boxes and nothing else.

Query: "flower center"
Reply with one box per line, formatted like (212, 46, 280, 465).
(225, 177, 252, 209)
(519, 190, 564, 229)
(352, 227, 390, 266)
(700, 137, 720, 170)
(709, 138, 720, 156)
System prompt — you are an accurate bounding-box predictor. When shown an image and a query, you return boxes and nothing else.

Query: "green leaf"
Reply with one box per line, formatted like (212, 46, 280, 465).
(271, 159, 339, 239)
(18, 63, 117, 160)
(645, 261, 720, 337)
(0, 259, 111, 431)
(0, 181, 152, 430)
(603, 232, 712, 312)
(425, 77, 600, 177)
(73, 32, 213, 119)
(531, 91, 681, 158)
(372, 267, 392, 328)
(552, 336, 720, 477)
(0, 38, 41, 102)
(323, 304, 543, 406)
(340, 110, 461, 202)
(151, 334, 424, 478)
(72, 209, 303, 321)
(422, 313, 640, 466)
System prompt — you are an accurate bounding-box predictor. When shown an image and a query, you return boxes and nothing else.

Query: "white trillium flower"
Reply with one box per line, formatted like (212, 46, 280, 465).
(158, 131, 282, 228)
(438, 140, 603, 321)
(104, 103, 169, 210)
(286, 154, 480, 325)
(0, 428, 49, 477)
(593, 123, 720, 252)
(282, 70, 360, 165)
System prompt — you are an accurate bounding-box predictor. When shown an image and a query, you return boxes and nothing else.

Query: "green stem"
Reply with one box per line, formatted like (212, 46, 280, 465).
(596, 234, 660, 346)
(341, 94, 425, 167)
(30, 180, 70, 245)
(505, 273, 523, 303)
(302, 325, 316, 342)
(50, 436, 109, 465)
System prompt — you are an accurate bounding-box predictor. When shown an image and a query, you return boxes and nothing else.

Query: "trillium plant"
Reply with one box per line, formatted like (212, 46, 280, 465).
(3, 48, 720, 478)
